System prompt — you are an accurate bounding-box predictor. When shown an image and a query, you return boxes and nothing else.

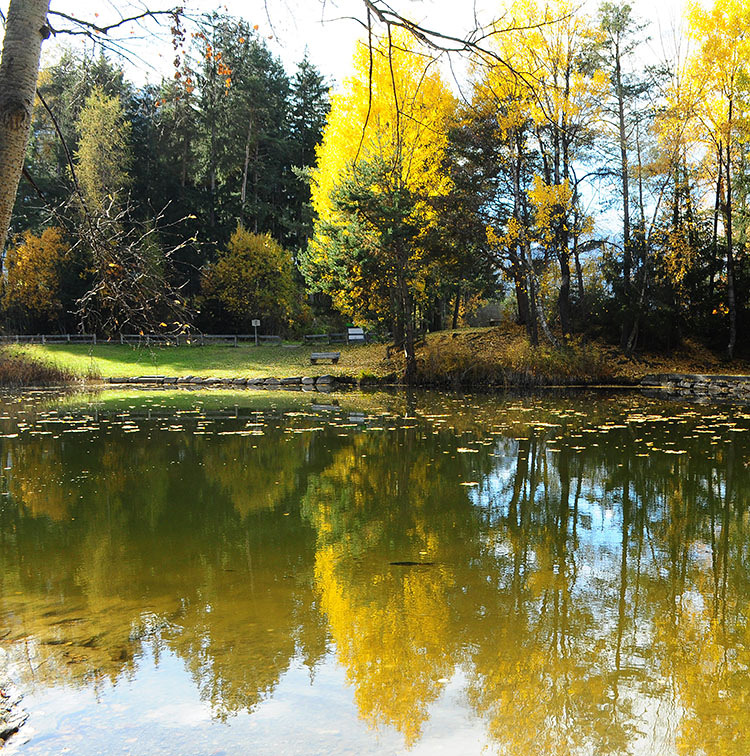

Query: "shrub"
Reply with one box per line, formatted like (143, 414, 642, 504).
(0, 350, 76, 387)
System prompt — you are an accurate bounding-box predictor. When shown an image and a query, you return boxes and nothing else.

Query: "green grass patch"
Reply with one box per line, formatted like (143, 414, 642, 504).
(9, 343, 397, 381)
(7, 325, 664, 388)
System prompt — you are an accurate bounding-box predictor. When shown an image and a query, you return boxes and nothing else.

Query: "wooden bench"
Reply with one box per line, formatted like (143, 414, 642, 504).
(311, 351, 340, 365)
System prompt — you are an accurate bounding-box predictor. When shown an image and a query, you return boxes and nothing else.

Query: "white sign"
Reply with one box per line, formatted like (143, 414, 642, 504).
(251, 319, 260, 327)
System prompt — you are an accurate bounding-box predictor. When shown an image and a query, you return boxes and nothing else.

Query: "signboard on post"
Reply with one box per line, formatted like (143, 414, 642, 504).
(252, 319, 260, 346)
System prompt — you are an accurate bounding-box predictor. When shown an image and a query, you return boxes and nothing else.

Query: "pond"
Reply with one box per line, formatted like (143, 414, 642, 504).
(0, 388, 749, 755)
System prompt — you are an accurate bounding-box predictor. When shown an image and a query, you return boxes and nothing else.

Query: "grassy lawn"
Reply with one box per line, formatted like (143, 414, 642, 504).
(9, 325, 749, 386)
(9, 342, 397, 380)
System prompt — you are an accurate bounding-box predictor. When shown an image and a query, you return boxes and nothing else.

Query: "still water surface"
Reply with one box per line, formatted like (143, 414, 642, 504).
(1, 388, 749, 755)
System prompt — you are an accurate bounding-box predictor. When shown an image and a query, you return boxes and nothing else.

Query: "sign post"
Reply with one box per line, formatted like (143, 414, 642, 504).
(251, 319, 260, 346)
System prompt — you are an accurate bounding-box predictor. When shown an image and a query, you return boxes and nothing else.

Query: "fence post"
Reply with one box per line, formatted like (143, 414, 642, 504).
(201, 333, 204, 346)
(93, 334, 97, 345)
(120, 333, 124, 345)
(41, 334, 45, 344)
(234, 335, 238, 348)
(67, 334, 71, 343)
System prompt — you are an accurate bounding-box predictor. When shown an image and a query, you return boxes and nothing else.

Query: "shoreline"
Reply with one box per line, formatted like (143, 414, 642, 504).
(6, 372, 750, 407)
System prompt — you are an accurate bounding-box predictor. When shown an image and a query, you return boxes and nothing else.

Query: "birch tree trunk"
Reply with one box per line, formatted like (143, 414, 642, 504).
(0, 0, 50, 253)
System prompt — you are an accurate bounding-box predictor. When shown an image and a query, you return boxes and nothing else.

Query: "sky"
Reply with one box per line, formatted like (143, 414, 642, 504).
(35, 0, 693, 89)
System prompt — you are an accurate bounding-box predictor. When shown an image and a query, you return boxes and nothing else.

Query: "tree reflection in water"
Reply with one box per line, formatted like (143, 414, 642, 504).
(0, 392, 748, 754)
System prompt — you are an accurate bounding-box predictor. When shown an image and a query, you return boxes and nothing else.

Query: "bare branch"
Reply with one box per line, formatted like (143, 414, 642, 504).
(21, 168, 45, 201)
(35, 90, 98, 240)
(354, 7, 375, 164)
(46, 7, 175, 36)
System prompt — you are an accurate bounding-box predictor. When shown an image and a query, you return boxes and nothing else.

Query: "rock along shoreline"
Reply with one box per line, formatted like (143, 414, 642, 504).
(640, 373, 750, 403)
(104, 374, 343, 391)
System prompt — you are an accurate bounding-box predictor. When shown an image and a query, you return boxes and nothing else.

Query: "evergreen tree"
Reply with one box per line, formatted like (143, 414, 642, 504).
(286, 55, 330, 252)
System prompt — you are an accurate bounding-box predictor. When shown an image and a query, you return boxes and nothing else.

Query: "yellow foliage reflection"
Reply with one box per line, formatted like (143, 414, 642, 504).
(303, 433, 467, 744)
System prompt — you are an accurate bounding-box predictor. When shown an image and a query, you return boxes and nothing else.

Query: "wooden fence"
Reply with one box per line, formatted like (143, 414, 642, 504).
(302, 330, 369, 345)
(0, 333, 97, 344)
(0, 331, 371, 346)
(117, 333, 282, 346)
(0, 333, 282, 346)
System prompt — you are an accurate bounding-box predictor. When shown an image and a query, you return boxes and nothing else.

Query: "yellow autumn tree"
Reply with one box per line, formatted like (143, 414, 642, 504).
(680, 0, 750, 358)
(202, 225, 299, 332)
(75, 87, 133, 215)
(512, 0, 603, 338)
(473, 0, 603, 343)
(302, 31, 455, 381)
(3, 226, 70, 326)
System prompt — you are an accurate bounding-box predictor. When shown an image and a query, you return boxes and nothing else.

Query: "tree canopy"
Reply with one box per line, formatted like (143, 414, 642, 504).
(2, 1, 750, 361)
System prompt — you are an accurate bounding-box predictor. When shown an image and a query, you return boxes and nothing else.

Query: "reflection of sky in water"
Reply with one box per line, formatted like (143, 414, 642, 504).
(472, 439, 625, 550)
(8, 650, 491, 756)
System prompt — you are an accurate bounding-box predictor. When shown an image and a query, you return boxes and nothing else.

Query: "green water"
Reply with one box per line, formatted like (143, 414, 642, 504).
(1, 388, 749, 755)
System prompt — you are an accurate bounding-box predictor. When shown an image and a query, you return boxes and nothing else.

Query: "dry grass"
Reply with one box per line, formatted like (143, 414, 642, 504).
(413, 327, 612, 387)
(0, 349, 77, 387)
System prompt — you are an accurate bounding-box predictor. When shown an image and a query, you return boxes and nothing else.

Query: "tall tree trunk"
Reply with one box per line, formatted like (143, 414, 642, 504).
(615, 41, 633, 351)
(710, 142, 723, 304)
(558, 248, 571, 337)
(522, 241, 557, 348)
(557, 68, 573, 339)
(511, 128, 540, 345)
(636, 122, 646, 224)
(525, 275, 539, 346)
(724, 104, 736, 360)
(451, 284, 460, 330)
(615, 42, 631, 291)
(209, 117, 217, 230)
(428, 295, 442, 332)
(0, 0, 51, 253)
(252, 142, 260, 233)
(178, 98, 190, 188)
(573, 237, 584, 304)
(513, 267, 530, 327)
(180, 134, 190, 188)
(240, 117, 253, 215)
(398, 259, 416, 384)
